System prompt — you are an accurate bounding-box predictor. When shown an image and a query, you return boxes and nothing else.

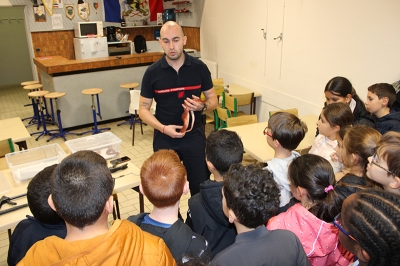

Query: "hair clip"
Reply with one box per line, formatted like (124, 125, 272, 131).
(324, 185, 334, 193)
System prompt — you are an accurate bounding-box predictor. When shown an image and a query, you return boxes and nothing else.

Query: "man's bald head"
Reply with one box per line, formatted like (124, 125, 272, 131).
(160, 21, 185, 38)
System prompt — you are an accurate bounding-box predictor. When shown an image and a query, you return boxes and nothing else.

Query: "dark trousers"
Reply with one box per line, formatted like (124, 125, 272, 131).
(153, 126, 210, 196)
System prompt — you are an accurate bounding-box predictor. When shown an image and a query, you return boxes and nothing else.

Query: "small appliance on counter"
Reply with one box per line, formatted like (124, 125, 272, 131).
(73, 37, 108, 59)
(74, 21, 103, 38)
(108, 41, 132, 56)
(105, 26, 117, 42)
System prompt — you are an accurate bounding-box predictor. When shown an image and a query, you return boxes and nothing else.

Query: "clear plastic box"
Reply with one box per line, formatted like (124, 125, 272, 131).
(5, 143, 66, 183)
(65, 132, 122, 160)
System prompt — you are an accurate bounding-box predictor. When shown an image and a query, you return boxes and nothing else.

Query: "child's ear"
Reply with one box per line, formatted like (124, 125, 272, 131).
(298, 186, 307, 198)
(48, 194, 56, 212)
(350, 153, 360, 166)
(182, 180, 189, 195)
(381, 96, 389, 107)
(139, 183, 145, 196)
(345, 94, 352, 104)
(355, 246, 371, 265)
(389, 176, 400, 189)
(331, 125, 340, 133)
(206, 160, 215, 172)
(228, 209, 237, 224)
(273, 139, 281, 148)
(105, 195, 114, 214)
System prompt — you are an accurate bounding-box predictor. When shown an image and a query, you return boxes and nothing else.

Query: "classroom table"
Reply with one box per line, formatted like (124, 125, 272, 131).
(0, 161, 141, 234)
(226, 115, 318, 163)
(0, 117, 32, 150)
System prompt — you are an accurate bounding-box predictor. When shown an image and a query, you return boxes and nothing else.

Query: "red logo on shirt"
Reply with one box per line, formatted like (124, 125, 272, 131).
(178, 91, 185, 99)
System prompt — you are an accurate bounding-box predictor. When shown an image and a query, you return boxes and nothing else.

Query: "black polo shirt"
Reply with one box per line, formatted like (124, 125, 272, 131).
(141, 51, 213, 128)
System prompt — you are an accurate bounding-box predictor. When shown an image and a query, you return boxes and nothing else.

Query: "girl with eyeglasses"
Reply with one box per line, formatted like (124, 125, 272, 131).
(267, 154, 363, 266)
(337, 189, 400, 266)
(334, 125, 381, 182)
(309, 102, 354, 173)
(366, 131, 400, 195)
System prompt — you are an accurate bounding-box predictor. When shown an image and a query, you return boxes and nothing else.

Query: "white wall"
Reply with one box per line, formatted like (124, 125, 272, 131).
(200, 0, 400, 122)
(0, 0, 11, 6)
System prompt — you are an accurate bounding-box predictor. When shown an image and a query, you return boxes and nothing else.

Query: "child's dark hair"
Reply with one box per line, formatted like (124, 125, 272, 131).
(377, 131, 400, 178)
(368, 83, 396, 108)
(343, 189, 400, 266)
(268, 112, 308, 150)
(52, 151, 114, 229)
(342, 125, 381, 176)
(324, 76, 364, 104)
(223, 164, 280, 228)
(27, 164, 63, 225)
(322, 102, 354, 129)
(288, 154, 342, 222)
(206, 129, 244, 176)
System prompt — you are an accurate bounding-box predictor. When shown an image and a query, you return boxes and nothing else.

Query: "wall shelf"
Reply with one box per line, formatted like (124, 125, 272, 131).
(121, 25, 161, 29)
(172, 1, 192, 5)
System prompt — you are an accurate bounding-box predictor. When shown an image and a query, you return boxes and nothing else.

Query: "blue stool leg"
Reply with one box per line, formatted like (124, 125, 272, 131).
(117, 111, 132, 127)
(79, 94, 110, 135)
(96, 94, 102, 120)
(22, 97, 37, 123)
(24, 94, 41, 128)
(47, 98, 78, 142)
(30, 97, 53, 141)
(42, 96, 51, 121)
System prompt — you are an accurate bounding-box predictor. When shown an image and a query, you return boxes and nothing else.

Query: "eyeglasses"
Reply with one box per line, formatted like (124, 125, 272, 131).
(333, 213, 358, 243)
(370, 153, 394, 176)
(263, 126, 273, 138)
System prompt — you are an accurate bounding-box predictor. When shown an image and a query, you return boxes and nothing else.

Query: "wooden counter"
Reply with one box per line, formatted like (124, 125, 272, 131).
(34, 53, 163, 76)
(33, 54, 163, 129)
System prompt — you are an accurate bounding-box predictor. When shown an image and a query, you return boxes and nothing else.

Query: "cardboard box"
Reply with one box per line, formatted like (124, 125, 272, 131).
(65, 132, 122, 160)
(6, 144, 66, 182)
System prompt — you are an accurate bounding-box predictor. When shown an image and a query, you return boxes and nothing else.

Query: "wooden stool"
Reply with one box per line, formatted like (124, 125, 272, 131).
(117, 82, 140, 129)
(28, 90, 56, 141)
(21, 81, 39, 86)
(22, 83, 43, 127)
(79, 88, 111, 135)
(44, 92, 77, 142)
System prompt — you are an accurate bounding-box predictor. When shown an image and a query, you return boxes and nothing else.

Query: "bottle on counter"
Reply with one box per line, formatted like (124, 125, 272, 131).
(121, 16, 126, 27)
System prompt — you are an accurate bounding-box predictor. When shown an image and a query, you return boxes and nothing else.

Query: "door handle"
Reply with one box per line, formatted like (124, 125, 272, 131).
(274, 33, 283, 41)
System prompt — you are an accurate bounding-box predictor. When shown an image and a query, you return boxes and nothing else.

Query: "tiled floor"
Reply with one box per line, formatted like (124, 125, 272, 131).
(0, 85, 214, 265)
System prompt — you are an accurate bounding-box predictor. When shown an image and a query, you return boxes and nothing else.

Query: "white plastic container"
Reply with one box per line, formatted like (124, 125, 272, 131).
(65, 132, 122, 160)
(5, 143, 66, 182)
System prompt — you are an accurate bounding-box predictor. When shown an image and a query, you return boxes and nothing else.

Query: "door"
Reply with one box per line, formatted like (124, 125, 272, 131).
(0, 7, 33, 86)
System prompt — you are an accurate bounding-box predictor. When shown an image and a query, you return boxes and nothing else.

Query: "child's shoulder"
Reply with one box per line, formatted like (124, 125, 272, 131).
(377, 109, 400, 134)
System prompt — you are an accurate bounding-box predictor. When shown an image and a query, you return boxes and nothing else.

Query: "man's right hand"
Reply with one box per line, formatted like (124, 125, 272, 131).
(163, 125, 186, 138)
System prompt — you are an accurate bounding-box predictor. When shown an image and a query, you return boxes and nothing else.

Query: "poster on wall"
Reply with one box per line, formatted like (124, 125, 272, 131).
(54, 0, 64, 9)
(65, 4, 74, 20)
(42, 0, 54, 16)
(52, 14, 63, 29)
(34, 6, 46, 22)
(78, 2, 90, 21)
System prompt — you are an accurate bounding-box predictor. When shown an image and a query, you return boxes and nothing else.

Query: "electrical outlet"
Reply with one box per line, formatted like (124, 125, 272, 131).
(35, 48, 41, 52)
(178, 21, 183, 25)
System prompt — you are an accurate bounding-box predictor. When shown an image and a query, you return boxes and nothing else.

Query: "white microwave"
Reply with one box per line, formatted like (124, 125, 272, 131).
(74, 21, 103, 38)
